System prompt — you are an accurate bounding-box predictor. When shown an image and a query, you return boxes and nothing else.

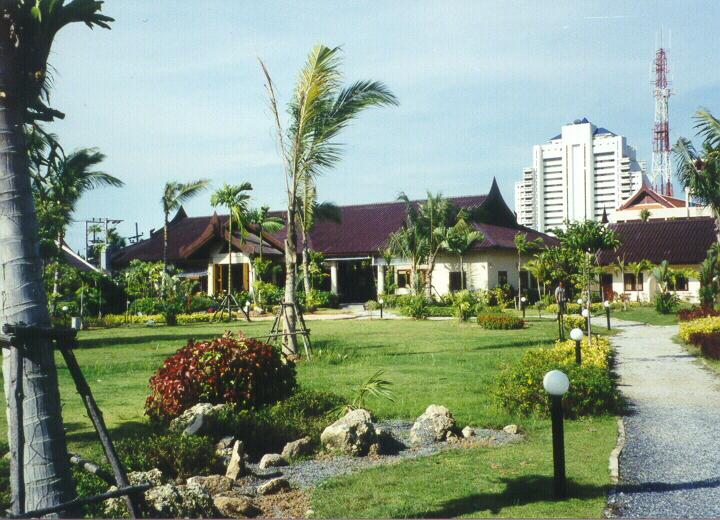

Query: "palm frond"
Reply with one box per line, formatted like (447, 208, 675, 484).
(694, 108, 720, 150)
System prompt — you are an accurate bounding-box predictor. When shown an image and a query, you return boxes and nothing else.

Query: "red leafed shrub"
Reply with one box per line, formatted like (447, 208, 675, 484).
(687, 332, 720, 360)
(678, 307, 720, 322)
(477, 313, 524, 330)
(145, 332, 296, 422)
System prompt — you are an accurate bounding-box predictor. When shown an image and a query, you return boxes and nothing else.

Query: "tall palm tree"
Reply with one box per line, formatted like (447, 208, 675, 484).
(161, 179, 209, 273)
(628, 259, 654, 302)
(525, 256, 551, 299)
(210, 182, 253, 307)
(514, 232, 544, 306)
(441, 219, 483, 291)
(674, 108, 720, 240)
(0, 1, 112, 511)
(247, 205, 284, 261)
(389, 194, 426, 294)
(298, 175, 341, 294)
(260, 44, 397, 355)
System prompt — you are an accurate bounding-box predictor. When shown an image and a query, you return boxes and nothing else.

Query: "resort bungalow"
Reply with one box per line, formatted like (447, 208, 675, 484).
(112, 179, 555, 303)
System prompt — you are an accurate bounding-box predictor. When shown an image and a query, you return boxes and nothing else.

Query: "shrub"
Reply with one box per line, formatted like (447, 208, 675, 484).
(655, 292, 680, 314)
(450, 290, 479, 322)
(401, 295, 430, 320)
(301, 289, 339, 310)
(365, 300, 380, 311)
(187, 295, 218, 313)
(678, 307, 720, 322)
(547, 303, 582, 315)
(206, 389, 344, 458)
(564, 314, 587, 331)
(426, 305, 453, 318)
(253, 281, 283, 309)
(145, 332, 296, 421)
(679, 316, 720, 342)
(129, 297, 166, 315)
(477, 314, 524, 330)
(494, 336, 617, 417)
(116, 434, 221, 479)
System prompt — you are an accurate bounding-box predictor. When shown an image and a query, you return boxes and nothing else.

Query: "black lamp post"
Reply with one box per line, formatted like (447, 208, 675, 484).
(570, 327, 583, 364)
(521, 296, 527, 319)
(604, 300, 611, 330)
(379, 297, 384, 319)
(543, 369, 570, 500)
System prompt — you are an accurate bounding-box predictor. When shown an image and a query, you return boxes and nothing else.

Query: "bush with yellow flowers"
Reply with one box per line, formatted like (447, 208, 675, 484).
(494, 335, 617, 417)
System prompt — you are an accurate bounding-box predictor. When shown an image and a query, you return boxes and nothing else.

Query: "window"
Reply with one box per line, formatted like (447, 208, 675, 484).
(624, 273, 636, 291)
(670, 275, 688, 292)
(397, 270, 409, 288)
(498, 271, 508, 286)
(637, 272, 644, 291)
(449, 271, 463, 292)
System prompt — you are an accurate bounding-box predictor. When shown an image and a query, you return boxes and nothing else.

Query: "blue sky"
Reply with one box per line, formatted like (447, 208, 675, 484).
(49, 1, 720, 251)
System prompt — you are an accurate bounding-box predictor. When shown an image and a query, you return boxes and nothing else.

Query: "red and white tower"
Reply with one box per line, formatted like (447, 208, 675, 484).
(651, 37, 673, 196)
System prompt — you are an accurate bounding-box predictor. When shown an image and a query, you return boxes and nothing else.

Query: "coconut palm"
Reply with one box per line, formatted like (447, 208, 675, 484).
(210, 182, 253, 308)
(674, 108, 720, 240)
(628, 259, 654, 302)
(0, 1, 112, 511)
(247, 205, 284, 260)
(514, 232, 544, 307)
(388, 194, 427, 294)
(525, 256, 551, 298)
(161, 179, 209, 273)
(260, 44, 398, 355)
(441, 220, 483, 291)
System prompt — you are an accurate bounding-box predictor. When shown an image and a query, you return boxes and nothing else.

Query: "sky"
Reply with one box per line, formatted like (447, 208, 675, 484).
(47, 0, 720, 251)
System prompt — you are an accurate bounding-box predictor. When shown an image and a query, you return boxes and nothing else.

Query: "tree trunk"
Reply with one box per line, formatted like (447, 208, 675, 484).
(459, 254, 465, 291)
(258, 223, 264, 262)
(301, 228, 311, 295)
(283, 197, 298, 356)
(227, 216, 233, 313)
(516, 254, 522, 310)
(0, 34, 76, 513)
(162, 213, 169, 298)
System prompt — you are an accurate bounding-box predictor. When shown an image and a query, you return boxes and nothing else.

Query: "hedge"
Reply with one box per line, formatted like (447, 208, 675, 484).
(679, 316, 720, 343)
(477, 314, 524, 330)
(494, 335, 617, 417)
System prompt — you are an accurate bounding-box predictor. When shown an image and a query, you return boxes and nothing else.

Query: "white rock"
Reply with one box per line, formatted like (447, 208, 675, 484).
(503, 424, 519, 435)
(226, 440, 245, 480)
(257, 476, 290, 495)
(462, 426, 476, 438)
(409, 405, 456, 445)
(258, 453, 288, 469)
(281, 436, 313, 459)
(320, 409, 377, 456)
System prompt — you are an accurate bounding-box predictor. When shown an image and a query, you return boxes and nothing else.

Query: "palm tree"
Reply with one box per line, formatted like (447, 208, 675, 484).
(416, 192, 454, 297)
(525, 256, 551, 299)
(441, 220, 483, 291)
(161, 179, 209, 273)
(298, 177, 341, 295)
(260, 44, 397, 355)
(0, 1, 112, 511)
(388, 194, 427, 294)
(247, 205, 284, 261)
(674, 109, 720, 240)
(628, 259, 654, 302)
(514, 232, 544, 307)
(210, 182, 253, 308)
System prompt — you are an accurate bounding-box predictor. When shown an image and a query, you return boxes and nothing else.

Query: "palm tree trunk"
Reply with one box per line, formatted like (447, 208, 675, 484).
(301, 228, 311, 295)
(459, 254, 465, 290)
(227, 217, 233, 314)
(283, 188, 299, 356)
(162, 213, 169, 298)
(0, 35, 75, 512)
(259, 223, 264, 262)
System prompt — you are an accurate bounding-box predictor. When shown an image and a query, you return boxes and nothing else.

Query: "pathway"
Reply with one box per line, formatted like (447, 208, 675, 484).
(607, 318, 720, 518)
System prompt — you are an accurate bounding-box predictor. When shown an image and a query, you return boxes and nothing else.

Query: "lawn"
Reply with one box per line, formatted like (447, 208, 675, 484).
(613, 306, 680, 325)
(0, 317, 617, 518)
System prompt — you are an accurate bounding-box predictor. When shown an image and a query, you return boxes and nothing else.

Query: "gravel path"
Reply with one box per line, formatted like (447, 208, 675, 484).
(607, 319, 720, 518)
(235, 421, 520, 494)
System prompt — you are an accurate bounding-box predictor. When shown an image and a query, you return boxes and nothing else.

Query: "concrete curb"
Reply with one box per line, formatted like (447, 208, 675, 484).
(608, 417, 625, 485)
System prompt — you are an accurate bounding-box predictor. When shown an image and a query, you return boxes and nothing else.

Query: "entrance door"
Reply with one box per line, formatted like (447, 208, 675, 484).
(600, 273, 614, 300)
(337, 260, 376, 303)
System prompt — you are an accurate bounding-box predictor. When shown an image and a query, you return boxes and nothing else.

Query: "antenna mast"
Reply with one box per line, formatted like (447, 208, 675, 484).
(651, 31, 673, 196)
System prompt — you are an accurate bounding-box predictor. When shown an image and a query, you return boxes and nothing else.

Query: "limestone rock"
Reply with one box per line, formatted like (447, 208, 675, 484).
(503, 424, 519, 435)
(226, 440, 245, 480)
(320, 408, 377, 456)
(216, 435, 236, 459)
(281, 436, 313, 459)
(169, 402, 226, 434)
(187, 474, 234, 496)
(213, 495, 260, 518)
(462, 426, 476, 438)
(144, 482, 215, 518)
(409, 405, 456, 445)
(102, 468, 166, 517)
(257, 476, 290, 495)
(259, 453, 287, 469)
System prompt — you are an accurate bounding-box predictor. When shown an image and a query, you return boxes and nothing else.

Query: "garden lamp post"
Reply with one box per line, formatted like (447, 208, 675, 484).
(604, 300, 611, 330)
(379, 297, 384, 319)
(576, 298, 583, 306)
(521, 296, 527, 318)
(544, 369, 570, 500)
(570, 327, 584, 364)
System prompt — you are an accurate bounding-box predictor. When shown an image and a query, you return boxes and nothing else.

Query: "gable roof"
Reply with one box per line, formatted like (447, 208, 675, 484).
(112, 209, 283, 268)
(597, 217, 716, 265)
(268, 178, 555, 256)
(617, 179, 685, 210)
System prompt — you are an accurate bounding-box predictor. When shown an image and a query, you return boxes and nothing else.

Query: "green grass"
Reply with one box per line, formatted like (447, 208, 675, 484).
(613, 306, 680, 325)
(0, 318, 617, 517)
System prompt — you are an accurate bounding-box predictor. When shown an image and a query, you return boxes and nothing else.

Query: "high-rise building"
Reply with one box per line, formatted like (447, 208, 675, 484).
(514, 118, 644, 233)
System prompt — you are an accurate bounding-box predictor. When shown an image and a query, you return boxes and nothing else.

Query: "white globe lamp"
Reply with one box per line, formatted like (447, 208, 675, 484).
(543, 370, 570, 396)
(569, 328, 584, 342)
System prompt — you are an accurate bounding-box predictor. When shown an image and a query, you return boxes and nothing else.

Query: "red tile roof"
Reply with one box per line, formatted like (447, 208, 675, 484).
(598, 217, 716, 265)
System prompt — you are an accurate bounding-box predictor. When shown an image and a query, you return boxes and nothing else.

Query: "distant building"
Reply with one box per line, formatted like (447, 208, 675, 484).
(609, 178, 712, 223)
(515, 118, 644, 233)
